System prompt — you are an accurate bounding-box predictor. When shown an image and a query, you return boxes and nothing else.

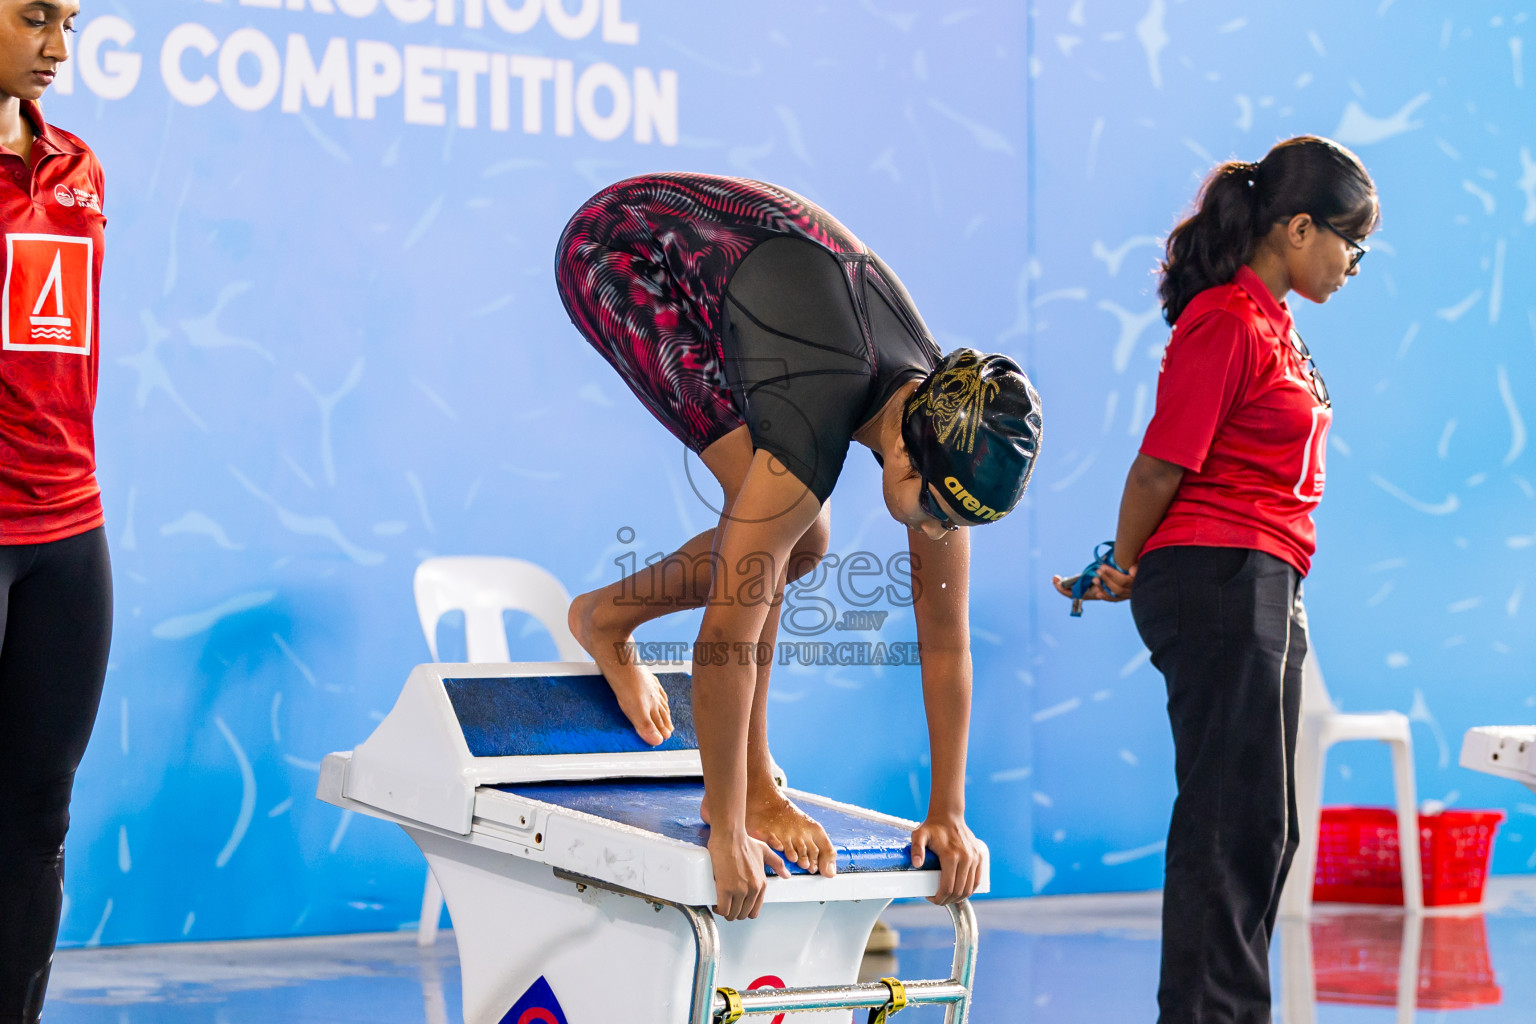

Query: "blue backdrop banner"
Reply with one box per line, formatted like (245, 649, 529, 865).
(40, 0, 1536, 946)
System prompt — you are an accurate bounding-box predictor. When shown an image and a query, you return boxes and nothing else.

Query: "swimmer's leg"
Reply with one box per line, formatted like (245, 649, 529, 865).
(745, 563, 838, 876)
(568, 527, 712, 745)
(570, 427, 759, 744)
(569, 506, 829, 746)
(700, 501, 838, 875)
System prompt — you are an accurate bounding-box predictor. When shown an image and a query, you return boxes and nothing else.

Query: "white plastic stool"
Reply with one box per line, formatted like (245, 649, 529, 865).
(1280, 645, 1423, 918)
(412, 556, 587, 946)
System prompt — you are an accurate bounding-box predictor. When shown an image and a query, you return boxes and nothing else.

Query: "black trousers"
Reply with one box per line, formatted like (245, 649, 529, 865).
(0, 528, 112, 1024)
(1131, 546, 1306, 1024)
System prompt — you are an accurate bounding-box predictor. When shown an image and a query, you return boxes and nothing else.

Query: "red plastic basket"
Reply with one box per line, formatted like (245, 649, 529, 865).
(1312, 913, 1503, 1009)
(1312, 806, 1505, 907)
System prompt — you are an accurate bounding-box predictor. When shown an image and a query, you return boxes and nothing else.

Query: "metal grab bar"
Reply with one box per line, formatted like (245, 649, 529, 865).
(713, 979, 968, 1014)
(551, 869, 978, 1024)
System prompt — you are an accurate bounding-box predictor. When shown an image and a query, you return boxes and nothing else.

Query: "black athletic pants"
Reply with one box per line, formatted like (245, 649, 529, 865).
(0, 528, 112, 1023)
(1131, 546, 1306, 1024)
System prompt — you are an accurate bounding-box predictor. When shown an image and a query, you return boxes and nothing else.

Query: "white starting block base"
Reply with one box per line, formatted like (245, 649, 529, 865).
(418, 827, 884, 1023)
(318, 663, 985, 1024)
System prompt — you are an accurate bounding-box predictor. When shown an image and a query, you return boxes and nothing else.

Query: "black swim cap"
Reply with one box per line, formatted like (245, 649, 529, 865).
(901, 349, 1043, 525)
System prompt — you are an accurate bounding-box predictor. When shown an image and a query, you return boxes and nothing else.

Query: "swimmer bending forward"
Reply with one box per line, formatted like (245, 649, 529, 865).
(556, 174, 1042, 921)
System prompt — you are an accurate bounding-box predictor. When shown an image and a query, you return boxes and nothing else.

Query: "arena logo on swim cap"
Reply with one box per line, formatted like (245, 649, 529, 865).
(945, 476, 1004, 521)
(499, 975, 569, 1024)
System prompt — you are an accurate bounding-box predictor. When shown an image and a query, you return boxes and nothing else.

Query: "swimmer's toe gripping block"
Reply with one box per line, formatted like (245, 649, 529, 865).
(318, 662, 987, 1023)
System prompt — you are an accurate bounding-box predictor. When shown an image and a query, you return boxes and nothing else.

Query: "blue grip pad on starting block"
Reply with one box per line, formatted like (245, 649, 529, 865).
(498, 779, 939, 875)
(443, 672, 697, 757)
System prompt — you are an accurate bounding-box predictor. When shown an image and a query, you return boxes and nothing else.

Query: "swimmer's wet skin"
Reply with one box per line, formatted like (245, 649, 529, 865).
(555, 172, 1041, 921)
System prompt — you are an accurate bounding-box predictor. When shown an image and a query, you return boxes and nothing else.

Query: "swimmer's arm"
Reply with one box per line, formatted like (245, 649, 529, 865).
(908, 526, 971, 815)
(907, 527, 984, 903)
(694, 451, 822, 837)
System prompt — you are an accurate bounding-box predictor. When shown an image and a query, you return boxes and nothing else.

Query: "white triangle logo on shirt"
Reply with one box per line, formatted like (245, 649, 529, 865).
(28, 249, 71, 341)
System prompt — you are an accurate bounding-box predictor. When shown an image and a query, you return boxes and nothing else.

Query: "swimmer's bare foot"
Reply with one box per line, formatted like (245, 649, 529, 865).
(702, 782, 837, 877)
(569, 590, 674, 746)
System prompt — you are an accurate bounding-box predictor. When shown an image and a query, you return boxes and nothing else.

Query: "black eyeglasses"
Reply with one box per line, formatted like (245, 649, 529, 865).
(1312, 216, 1369, 272)
(918, 483, 960, 532)
(1288, 330, 1331, 409)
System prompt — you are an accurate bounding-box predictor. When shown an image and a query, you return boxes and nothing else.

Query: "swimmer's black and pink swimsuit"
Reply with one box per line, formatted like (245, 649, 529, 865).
(556, 173, 939, 503)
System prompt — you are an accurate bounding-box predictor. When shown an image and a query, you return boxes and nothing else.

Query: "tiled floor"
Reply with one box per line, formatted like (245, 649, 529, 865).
(47, 878, 1536, 1022)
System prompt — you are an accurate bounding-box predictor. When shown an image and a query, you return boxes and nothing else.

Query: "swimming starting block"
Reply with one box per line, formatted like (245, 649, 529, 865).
(1460, 725, 1536, 794)
(316, 662, 987, 1023)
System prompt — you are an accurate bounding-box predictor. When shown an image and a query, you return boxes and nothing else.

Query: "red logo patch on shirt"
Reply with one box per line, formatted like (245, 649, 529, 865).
(3, 233, 93, 355)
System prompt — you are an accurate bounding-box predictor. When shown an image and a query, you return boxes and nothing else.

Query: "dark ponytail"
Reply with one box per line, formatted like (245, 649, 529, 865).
(1158, 135, 1379, 326)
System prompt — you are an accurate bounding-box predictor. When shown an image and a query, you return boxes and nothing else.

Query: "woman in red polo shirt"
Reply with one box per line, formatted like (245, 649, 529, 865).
(0, 3, 113, 1020)
(1057, 135, 1378, 1022)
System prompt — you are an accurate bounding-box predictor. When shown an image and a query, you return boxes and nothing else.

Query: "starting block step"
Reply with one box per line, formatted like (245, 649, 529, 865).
(446, 670, 698, 756)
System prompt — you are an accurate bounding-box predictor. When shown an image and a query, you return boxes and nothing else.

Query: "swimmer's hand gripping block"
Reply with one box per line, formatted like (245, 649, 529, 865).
(342, 661, 701, 833)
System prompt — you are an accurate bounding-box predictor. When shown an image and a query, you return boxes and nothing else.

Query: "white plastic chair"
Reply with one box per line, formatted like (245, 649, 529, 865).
(412, 556, 587, 946)
(1280, 645, 1423, 918)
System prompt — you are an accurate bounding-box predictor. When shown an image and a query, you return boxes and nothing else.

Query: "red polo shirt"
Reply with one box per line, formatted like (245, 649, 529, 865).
(0, 101, 106, 544)
(1139, 266, 1332, 576)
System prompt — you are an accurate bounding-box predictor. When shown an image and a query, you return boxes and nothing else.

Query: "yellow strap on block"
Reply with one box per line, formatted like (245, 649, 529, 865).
(715, 986, 744, 1024)
(867, 977, 908, 1023)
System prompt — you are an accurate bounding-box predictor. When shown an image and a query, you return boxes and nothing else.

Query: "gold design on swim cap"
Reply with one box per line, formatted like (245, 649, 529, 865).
(907, 352, 1000, 454)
